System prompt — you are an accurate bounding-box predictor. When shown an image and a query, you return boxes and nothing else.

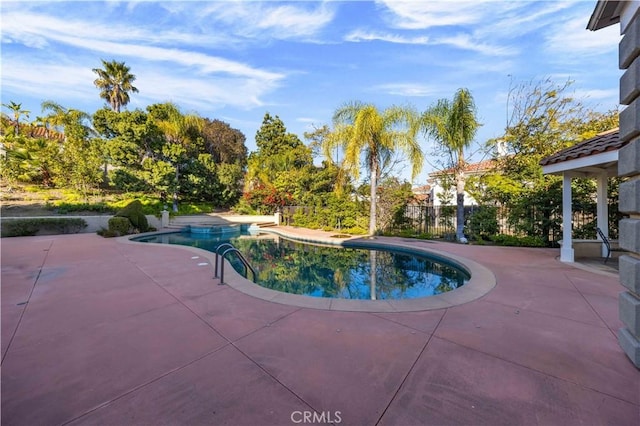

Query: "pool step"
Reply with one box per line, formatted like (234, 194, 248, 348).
(255, 222, 277, 228)
(167, 215, 226, 231)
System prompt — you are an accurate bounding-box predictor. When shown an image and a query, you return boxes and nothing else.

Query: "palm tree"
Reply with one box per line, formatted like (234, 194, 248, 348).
(324, 102, 423, 235)
(152, 103, 204, 212)
(92, 59, 139, 113)
(2, 101, 30, 136)
(41, 100, 93, 141)
(421, 88, 480, 242)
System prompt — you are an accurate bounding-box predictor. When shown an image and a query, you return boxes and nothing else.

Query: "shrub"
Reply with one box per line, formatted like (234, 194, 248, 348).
(1, 218, 87, 237)
(467, 206, 499, 241)
(55, 202, 114, 215)
(109, 169, 151, 192)
(490, 234, 546, 247)
(97, 228, 120, 238)
(107, 217, 132, 236)
(384, 229, 433, 239)
(114, 200, 149, 233)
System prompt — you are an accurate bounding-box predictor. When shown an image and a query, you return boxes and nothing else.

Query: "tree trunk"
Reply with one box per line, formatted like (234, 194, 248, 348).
(173, 165, 179, 213)
(370, 249, 377, 300)
(369, 162, 378, 235)
(456, 170, 466, 241)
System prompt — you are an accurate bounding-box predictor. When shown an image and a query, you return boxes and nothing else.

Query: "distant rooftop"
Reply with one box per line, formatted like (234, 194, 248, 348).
(428, 159, 497, 178)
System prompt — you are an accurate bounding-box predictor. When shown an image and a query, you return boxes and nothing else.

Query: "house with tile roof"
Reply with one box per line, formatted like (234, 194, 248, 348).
(427, 158, 498, 206)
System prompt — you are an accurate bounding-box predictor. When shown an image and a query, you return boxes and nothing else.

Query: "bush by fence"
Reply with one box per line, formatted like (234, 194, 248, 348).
(281, 200, 621, 246)
(387, 202, 620, 246)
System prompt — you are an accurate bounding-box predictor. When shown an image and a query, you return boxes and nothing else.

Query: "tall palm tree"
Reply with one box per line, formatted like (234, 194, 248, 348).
(421, 88, 480, 242)
(324, 102, 423, 235)
(92, 59, 139, 113)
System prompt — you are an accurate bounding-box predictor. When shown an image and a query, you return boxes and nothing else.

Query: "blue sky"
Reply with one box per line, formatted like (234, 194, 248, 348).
(1, 0, 621, 184)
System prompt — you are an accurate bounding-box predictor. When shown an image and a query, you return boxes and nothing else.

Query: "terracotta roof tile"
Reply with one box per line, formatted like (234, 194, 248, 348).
(540, 128, 624, 166)
(428, 158, 497, 177)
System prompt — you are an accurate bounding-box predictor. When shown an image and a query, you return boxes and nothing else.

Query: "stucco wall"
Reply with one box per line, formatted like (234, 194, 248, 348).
(616, 2, 640, 368)
(1, 215, 162, 235)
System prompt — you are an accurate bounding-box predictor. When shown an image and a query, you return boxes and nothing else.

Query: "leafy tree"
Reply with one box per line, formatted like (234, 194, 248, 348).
(248, 113, 312, 184)
(215, 162, 244, 206)
(2, 101, 30, 136)
(0, 135, 58, 186)
(93, 107, 164, 168)
(243, 113, 313, 212)
(376, 177, 414, 231)
(482, 78, 619, 243)
(202, 118, 248, 165)
(29, 101, 103, 195)
(421, 88, 480, 242)
(148, 102, 204, 211)
(324, 101, 423, 235)
(92, 59, 139, 113)
(41, 100, 93, 141)
(92, 105, 246, 208)
(304, 124, 331, 159)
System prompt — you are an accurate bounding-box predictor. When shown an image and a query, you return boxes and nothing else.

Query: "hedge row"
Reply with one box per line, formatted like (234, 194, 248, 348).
(1, 218, 88, 237)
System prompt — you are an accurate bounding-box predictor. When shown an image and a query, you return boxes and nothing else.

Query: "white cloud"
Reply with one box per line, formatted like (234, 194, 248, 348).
(373, 83, 441, 97)
(376, 0, 493, 29)
(545, 15, 621, 56)
(573, 88, 619, 102)
(198, 1, 335, 40)
(434, 34, 516, 56)
(296, 117, 320, 123)
(136, 68, 272, 111)
(345, 29, 513, 56)
(1, 10, 235, 50)
(1, 60, 101, 106)
(0, 5, 286, 111)
(345, 30, 429, 44)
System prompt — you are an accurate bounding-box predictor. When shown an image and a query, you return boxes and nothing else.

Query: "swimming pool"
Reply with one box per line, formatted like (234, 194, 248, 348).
(134, 228, 470, 301)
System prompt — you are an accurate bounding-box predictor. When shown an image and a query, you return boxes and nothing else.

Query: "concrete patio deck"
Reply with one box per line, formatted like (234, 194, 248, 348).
(1, 230, 638, 425)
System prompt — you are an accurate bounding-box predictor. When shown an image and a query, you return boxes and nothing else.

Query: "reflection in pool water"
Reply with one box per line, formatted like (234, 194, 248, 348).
(134, 230, 470, 300)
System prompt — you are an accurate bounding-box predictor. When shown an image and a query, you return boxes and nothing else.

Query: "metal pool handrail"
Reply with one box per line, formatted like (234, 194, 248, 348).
(214, 243, 256, 284)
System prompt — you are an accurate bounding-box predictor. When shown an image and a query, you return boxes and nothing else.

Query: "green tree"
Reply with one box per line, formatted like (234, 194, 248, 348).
(324, 102, 423, 235)
(2, 101, 30, 136)
(93, 107, 164, 169)
(92, 59, 139, 113)
(41, 100, 93, 141)
(483, 78, 619, 243)
(243, 113, 313, 213)
(39, 102, 102, 195)
(148, 103, 204, 211)
(304, 124, 331, 159)
(202, 118, 248, 165)
(376, 177, 414, 232)
(421, 88, 480, 242)
(0, 136, 59, 186)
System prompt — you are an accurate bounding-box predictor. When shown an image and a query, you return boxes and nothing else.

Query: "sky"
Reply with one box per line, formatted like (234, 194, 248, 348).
(1, 0, 622, 185)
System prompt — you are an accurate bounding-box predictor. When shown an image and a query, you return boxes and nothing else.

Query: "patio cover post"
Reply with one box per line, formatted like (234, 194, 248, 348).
(561, 172, 574, 262)
(596, 172, 609, 257)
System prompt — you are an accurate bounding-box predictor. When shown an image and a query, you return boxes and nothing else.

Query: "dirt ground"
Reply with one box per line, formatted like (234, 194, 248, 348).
(1, 184, 113, 217)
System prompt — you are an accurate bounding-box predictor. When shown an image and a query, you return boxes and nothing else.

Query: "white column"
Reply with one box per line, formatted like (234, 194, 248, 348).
(561, 173, 574, 262)
(161, 209, 169, 228)
(596, 173, 609, 257)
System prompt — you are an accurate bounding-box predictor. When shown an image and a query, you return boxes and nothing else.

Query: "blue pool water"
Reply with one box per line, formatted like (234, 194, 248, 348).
(134, 228, 470, 300)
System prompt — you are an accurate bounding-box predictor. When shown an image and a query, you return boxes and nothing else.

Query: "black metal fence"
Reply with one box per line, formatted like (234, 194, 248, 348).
(391, 202, 619, 244)
(282, 201, 620, 246)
